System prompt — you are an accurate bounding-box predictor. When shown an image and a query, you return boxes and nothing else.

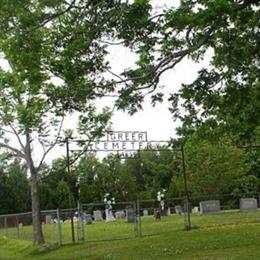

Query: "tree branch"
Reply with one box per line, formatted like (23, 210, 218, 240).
(67, 139, 93, 168)
(0, 127, 15, 135)
(98, 40, 125, 46)
(112, 28, 213, 93)
(0, 143, 26, 159)
(9, 123, 26, 151)
(35, 0, 77, 30)
(37, 116, 65, 170)
(39, 138, 93, 182)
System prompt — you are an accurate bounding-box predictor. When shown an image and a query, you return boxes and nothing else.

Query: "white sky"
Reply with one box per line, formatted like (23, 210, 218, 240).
(94, 0, 210, 142)
(0, 0, 211, 164)
(99, 47, 207, 141)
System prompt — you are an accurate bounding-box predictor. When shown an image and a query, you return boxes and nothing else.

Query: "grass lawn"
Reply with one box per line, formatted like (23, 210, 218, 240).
(1, 211, 260, 259)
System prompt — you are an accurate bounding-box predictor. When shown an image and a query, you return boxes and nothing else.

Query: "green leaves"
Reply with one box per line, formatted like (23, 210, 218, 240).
(183, 138, 252, 196)
(55, 180, 75, 209)
(77, 106, 112, 140)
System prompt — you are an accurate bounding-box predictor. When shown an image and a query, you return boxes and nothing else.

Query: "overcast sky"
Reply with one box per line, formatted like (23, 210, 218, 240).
(94, 0, 210, 142)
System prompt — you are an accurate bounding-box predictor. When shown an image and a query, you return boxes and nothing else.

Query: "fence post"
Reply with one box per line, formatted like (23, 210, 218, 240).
(136, 200, 142, 237)
(77, 201, 84, 242)
(4, 216, 7, 237)
(56, 208, 62, 245)
(16, 215, 19, 240)
(133, 201, 138, 237)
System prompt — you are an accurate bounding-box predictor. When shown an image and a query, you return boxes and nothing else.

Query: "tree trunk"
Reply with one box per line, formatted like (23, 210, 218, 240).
(26, 131, 44, 244)
(31, 167, 44, 244)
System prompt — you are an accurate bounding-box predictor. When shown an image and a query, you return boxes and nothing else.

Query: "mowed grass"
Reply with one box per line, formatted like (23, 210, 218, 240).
(1, 211, 260, 259)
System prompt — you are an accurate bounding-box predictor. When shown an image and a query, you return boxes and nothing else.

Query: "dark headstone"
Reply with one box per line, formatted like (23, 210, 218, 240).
(154, 209, 161, 220)
(125, 207, 136, 223)
(200, 200, 221, 214)
(240, 198, 258, 211)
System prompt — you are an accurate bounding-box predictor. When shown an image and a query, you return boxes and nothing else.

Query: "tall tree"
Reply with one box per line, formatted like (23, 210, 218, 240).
(110, 0, 259, 192)
(0, 0, 137, 243)
(111, 0, 259, 144)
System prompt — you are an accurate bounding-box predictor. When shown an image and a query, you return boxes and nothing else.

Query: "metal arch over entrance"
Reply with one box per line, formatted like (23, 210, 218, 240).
(69, 131, 173, 159)
(74, 131, 169, 152)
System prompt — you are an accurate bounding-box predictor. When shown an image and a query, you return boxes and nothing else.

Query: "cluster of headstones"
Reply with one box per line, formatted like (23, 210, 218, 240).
(44, 208, 137, 224)
(44, 198, 258, 224)
(173, 198, 259, 215)
(78, 207, 173, 224)
(199, 198, 258, 214)
(80, 208, 136, 224)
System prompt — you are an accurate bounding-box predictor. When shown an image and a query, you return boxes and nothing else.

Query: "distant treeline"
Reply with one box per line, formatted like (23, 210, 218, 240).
(1, 135, 259, 214)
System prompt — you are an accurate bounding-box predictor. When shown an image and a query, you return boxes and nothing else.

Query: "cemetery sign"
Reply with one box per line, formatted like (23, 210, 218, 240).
(86, 131, 167, 152)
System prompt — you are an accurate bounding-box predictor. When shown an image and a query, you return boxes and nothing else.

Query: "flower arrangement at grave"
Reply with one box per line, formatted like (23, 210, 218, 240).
(157, 189, 166, 211)
(103, 193, 115, 211)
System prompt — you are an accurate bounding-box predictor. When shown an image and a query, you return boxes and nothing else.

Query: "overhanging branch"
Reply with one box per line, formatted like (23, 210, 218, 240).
(109, 29, 213, 94)
(0, 143, 26, 159)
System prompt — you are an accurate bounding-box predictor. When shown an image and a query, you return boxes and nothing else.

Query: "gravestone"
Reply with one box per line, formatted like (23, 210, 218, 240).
(154, 209, 161, 220)
(45, 215, 52, 224)
(105, 209, 115, 222)
(166, 207, 171, 216)
(115, 211, 125, 219)
(83, 213, 92, 224)
(174, 205, 183, 215)
(200, 200, 221, 214)
(240, 198, 258, 211)
(93, 210, 103, 221)
(126, 207, 136, 223)
(143, 209, 148, 216)
(192, 207, 199, 214)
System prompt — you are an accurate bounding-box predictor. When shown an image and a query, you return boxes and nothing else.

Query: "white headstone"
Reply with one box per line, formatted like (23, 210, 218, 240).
(115, 210, 125, 219)
(160, 200, 165, 211)
(93, 210, 103, 221)
(105, 209, 115, 222)
(45, 215, 52, 224)
(192, 207, 199, 214)
(143, 209, 149, 216)
(83, 213, 92, 224)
